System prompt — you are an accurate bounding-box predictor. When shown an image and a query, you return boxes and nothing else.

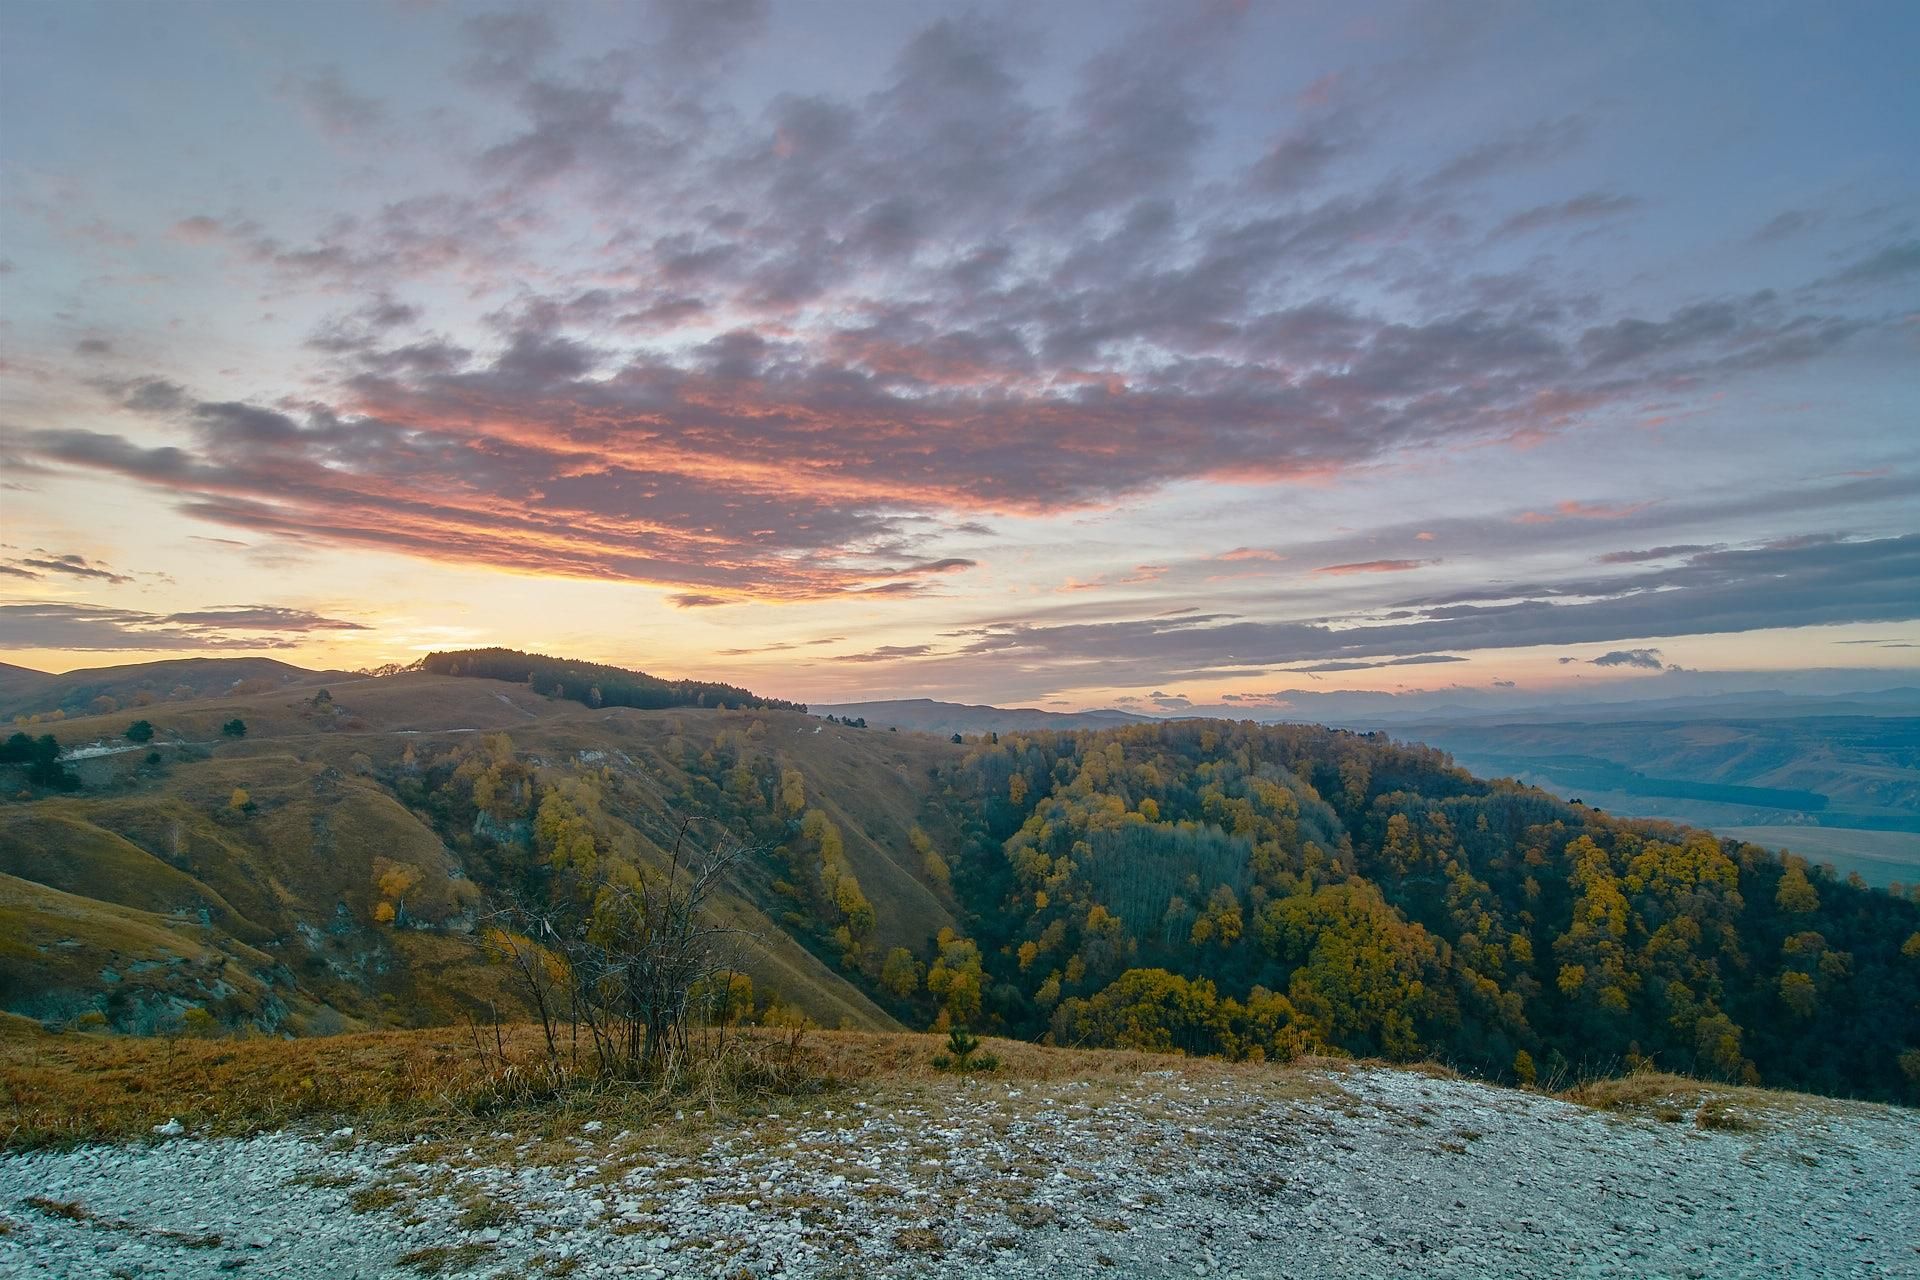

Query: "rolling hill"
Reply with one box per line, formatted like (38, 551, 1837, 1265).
(0, 657, 339, 722)
(0, 667, 953, 1037)
(3, 654, 1917, 1104)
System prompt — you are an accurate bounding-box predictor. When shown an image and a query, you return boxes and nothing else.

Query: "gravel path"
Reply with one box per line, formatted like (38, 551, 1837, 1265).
(2, 1064, 1915, 1279)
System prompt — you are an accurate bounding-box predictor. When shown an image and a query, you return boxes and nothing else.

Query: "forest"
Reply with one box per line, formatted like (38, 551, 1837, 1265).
(386, 713, 1920, 1102)
(415, 648, 806, 714)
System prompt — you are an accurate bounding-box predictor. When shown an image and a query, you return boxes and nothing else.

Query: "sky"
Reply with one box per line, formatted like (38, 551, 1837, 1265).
(1, 0, 1916, 713)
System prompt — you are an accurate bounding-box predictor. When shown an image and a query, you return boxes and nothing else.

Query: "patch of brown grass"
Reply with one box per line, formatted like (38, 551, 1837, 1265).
(397, 1242, 498, 1275)
(892, 1226, 944, 1254)
(1559, 1068, 1854, 1132)
(0, 1022, 1312, 1151)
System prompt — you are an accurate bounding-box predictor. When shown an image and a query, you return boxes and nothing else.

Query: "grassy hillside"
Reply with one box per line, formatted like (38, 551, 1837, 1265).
(3, 662, 1917, 1106)
(0, 673, 959, 1037)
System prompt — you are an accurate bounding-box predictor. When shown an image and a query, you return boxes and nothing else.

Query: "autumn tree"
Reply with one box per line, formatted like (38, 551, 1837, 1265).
(881, 946, 923, 999)
(1776, 861, 1820, 913)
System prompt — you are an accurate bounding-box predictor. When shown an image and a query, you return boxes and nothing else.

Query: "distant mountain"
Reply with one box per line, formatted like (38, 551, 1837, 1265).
(0, 657, 339, 721)
(812, 697, 1154, 735)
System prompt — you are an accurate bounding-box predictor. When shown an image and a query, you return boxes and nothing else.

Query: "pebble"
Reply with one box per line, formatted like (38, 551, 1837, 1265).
(1, 1065, 1914, 1279)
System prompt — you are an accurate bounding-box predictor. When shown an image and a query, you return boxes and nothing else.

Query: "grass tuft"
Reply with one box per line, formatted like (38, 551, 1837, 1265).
(397, 1243, 498, 1275)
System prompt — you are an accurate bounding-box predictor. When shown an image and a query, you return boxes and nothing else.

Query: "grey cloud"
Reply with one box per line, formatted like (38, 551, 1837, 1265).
(285, 69, 385, 139)
(1590, 648, 1663, 669)
(1493, 192, 1638, 238)
(460, 9, 557, 86)
(833, 644, 936, 664)
(1283, 654, 1469, 674)
(0, 602, 308, 651)
(842, 535, 1920, 696)
(1598, 544, 1720, 564)
(1825, 240, 1920, 287)
(4, 551, 133, 585)
(653, 0, 768, 72)
(1424, 116, 1586, 188)
(1752, 210, 1821, 243)
(162, 606, 367, 632)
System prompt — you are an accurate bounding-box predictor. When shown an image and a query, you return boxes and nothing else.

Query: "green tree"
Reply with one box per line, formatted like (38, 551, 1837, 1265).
(125, 720, 155, 743)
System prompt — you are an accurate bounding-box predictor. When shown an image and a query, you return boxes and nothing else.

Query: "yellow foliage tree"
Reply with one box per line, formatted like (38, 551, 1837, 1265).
(1776, 862, 1820, 913)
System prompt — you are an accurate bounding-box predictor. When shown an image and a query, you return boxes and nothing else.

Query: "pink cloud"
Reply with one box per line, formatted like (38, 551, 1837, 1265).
(1515, 499, 1653, 525)
(1314, 558, 1437, 575)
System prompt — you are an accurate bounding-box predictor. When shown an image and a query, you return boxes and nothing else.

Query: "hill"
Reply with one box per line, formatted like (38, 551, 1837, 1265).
(0, 657, 336, 722)
(418, 647, 805, 713)
(812, 697, 1152, 735)
(2, 660, 1917, 1104)
(0, 671, 948, 1037)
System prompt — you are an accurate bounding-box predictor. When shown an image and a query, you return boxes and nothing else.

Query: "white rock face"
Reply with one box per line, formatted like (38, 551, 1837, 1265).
(1, 1064, 1915, 1279)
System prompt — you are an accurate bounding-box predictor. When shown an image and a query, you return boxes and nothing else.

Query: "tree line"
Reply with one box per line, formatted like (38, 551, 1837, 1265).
(414, 647, 806, 714)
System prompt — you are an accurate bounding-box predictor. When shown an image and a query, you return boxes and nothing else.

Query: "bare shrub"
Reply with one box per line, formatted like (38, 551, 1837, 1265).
(480, 818, 757, 1084)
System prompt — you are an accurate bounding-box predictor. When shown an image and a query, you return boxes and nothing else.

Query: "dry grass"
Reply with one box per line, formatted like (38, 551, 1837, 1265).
(1559, 1068, 1852, 1132)
(0, 1022, 1303, 1151)
(397, 1242, 498, 1275)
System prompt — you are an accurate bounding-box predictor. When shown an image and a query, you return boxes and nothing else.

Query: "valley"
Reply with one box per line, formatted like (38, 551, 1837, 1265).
(2, 654, 1917, 1108)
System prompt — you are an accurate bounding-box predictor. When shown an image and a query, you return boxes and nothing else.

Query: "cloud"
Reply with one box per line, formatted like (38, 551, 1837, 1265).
(1492, 191, 1638, 238)
(1283, 654, 1469, 674)
(835, 535, 1920, 698)
(1, 551, 133, 585)
(1425, 116, 1587, 188)
(1315, 559, 1436, 575)
(1598, 544, 1720, 564)
(2, 8, 1904, 618)
(1590, 648, 1664, 669)
(1751, 209, 1820, 243)
(283, 69, 385, 140)
(0, 601, 356, 651)
(1823, 240, 1920, 287)
(833, 643, 936, 664)
(160, 606, 367, 632)
(1515, 499, 1652, 525)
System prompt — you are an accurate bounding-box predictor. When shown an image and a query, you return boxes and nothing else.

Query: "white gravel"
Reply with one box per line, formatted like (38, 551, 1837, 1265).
(2, 1064, 1915, 1279)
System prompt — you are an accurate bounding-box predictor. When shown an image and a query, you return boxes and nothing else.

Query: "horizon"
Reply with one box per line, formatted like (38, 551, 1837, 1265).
(3, 2, 1916, 709)
(6, 646, 1917, 723)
